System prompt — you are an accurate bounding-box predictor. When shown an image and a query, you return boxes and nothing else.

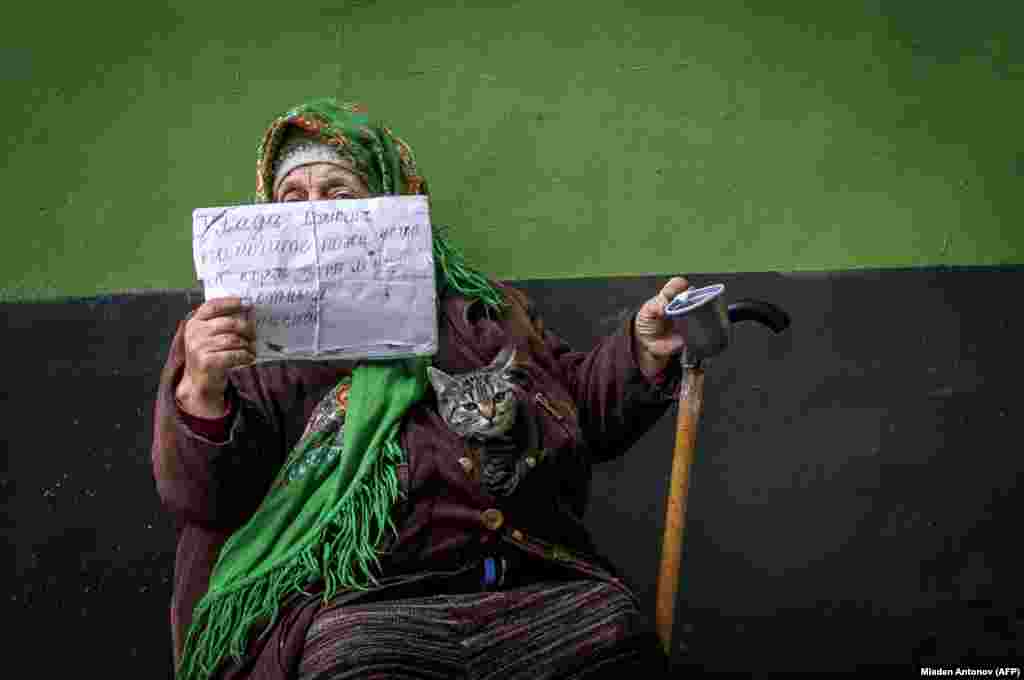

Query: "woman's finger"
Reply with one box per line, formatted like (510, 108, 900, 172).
(659, 276, 690, 303)
(194, 296, 252, 321)
(202, 348, 256, 371)
(202, 314, 257, 340)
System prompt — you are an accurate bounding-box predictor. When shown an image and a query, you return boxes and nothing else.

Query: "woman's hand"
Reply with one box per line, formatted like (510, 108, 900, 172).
(634, 276, 691, 378)
(175, 297, 257, 417)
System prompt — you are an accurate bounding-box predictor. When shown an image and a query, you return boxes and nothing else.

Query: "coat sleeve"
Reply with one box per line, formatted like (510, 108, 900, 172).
(150, 313, 350, 532)
(503, 285, 682, 463)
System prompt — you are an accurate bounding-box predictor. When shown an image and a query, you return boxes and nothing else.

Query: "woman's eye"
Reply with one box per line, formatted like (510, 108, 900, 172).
(462, 403, 478, 412)
(283, 194, 304, 202)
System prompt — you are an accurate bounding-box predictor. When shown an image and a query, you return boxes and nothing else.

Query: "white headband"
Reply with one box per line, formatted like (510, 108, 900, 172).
(272, 136, 353, 193)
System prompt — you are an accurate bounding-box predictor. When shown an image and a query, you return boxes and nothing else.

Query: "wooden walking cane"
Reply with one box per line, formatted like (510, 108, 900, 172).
(654, 290, 791, 659)
(655, 353, 704, 657)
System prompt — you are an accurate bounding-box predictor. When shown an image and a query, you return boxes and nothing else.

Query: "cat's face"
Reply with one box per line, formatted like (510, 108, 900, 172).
(428, 346, 520, 439)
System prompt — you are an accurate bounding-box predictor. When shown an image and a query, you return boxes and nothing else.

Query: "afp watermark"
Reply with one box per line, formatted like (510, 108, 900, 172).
(920, 668, 1021, 677)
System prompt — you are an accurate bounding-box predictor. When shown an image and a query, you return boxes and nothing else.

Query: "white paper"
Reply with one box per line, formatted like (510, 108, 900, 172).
(193, 196, 437, 362)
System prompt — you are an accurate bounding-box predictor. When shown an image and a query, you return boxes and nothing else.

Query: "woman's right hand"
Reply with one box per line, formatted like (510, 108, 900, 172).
(175, 296, 257, 418)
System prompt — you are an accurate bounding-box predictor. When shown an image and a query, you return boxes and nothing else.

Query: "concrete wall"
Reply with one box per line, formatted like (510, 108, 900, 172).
(4, 269, 1022, 674)
(2, 0, 1021, 300)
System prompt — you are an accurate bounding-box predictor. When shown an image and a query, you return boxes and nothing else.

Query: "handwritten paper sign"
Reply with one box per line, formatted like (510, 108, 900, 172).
(192, 195, 437, 362)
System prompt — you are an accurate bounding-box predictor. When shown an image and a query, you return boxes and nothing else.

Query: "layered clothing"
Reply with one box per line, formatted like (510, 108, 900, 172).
(151, 99, 680, 680)
(154, 285, 680, 678)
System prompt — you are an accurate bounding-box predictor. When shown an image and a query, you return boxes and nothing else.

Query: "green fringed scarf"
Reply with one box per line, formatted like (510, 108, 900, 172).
(177, 99, 504, 680)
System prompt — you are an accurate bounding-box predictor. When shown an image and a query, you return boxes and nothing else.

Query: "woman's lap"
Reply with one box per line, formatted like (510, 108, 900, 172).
(297, 579, 667, 680)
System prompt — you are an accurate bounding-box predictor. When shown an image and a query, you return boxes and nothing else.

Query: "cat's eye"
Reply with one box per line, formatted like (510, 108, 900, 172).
(462, 403, 478, 411)
(494, 391, 507, 402)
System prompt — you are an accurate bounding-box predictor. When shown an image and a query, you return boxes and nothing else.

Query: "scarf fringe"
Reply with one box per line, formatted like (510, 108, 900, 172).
(432, 226, 505, 312)
(176, 440, 405, 680)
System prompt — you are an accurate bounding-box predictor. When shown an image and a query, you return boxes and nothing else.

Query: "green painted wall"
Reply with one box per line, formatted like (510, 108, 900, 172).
(3, 0, 1021, 300)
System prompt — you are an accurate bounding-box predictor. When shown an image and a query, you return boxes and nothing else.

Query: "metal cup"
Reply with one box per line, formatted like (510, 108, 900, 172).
(664, 283, 730, 363)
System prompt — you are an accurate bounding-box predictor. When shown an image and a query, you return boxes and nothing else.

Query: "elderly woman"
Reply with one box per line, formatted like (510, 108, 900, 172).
(153, 98, 689, 680)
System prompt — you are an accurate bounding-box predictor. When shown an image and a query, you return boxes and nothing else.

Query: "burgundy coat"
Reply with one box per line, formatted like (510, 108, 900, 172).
(152, 283, 681, 678)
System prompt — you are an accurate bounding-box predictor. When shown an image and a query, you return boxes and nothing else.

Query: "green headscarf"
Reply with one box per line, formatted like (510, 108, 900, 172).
(177, 99, 504, 680)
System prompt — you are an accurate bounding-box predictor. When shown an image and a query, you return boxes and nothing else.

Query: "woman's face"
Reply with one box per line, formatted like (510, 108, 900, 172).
(274, 161, 371, 203)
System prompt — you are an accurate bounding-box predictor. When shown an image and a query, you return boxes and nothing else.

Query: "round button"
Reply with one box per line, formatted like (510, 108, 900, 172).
(525, 456, 537, 468)
(481, 508, 505, 531)
(458, 457, 474, 473)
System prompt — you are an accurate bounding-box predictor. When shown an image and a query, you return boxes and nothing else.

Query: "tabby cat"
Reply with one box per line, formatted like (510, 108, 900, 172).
(427, 346, 534, 496)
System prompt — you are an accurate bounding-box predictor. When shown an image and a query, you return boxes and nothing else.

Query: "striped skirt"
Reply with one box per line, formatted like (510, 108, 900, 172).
(297, 579, 666, 679)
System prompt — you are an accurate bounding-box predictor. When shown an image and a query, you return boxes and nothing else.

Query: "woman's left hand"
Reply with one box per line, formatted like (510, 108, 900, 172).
(634, 276, 691, 377)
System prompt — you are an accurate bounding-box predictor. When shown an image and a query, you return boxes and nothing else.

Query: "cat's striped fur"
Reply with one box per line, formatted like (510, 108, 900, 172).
(427, 346, 520, 440)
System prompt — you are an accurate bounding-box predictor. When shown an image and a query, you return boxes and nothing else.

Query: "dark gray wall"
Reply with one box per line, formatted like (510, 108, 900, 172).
(2, 269, 1021, 675)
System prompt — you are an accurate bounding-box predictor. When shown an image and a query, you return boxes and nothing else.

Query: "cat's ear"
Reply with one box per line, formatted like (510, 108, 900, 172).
(426, 366, 456, 396)
(497, 346, 530, 387)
